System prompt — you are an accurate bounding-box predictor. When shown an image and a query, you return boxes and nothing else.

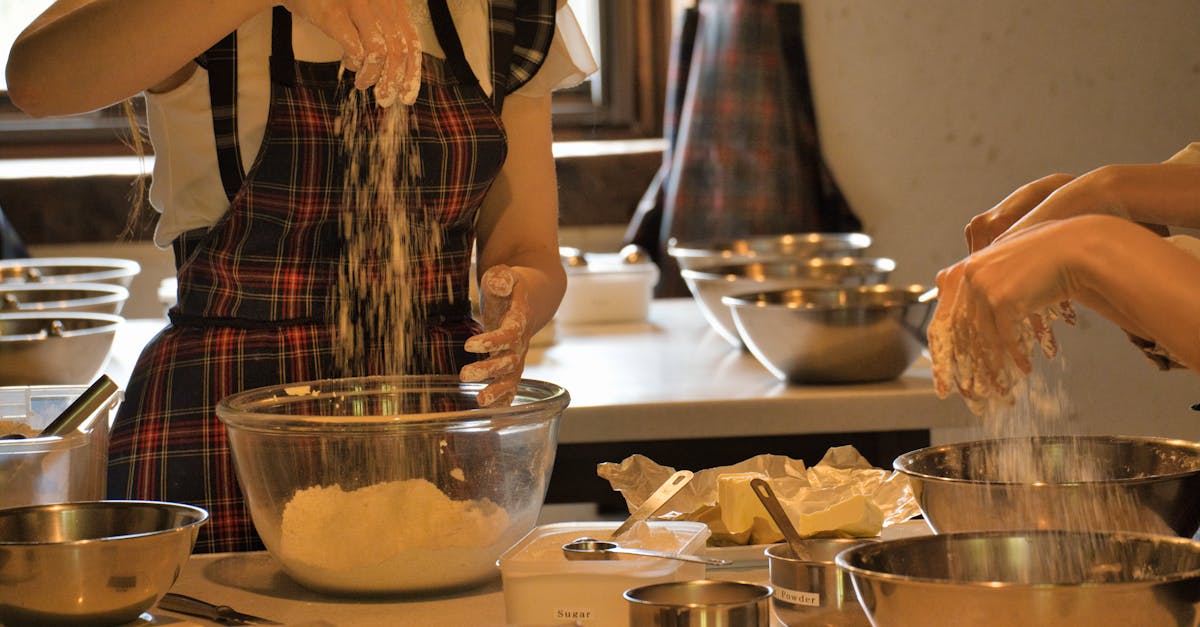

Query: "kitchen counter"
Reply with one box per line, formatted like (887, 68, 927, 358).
(139, 552, 772, 627)
(107, 298, 973, 445)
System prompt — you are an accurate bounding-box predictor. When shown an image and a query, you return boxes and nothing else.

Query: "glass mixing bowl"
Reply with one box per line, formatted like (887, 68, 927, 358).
(216, 375, 569, 596)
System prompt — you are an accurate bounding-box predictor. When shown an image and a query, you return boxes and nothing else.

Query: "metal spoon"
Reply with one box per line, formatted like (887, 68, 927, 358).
(562, 537, 730, 566)
(611, 469, 694, 539)
(750, 477, 811, 561)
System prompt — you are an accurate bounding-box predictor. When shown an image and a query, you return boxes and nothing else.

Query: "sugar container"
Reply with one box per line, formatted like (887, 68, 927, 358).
(499, 520, 710, 627)
(0, 384, 117, 509)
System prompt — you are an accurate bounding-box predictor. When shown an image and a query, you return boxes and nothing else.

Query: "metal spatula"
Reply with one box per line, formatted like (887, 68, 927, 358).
(158, 593, 282, 625)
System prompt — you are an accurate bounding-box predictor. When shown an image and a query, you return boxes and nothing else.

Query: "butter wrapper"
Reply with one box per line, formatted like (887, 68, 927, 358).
(597, 446, 921, 545)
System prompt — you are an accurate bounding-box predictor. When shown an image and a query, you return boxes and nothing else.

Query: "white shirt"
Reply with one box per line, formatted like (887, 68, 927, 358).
(144, 1, 597, 247)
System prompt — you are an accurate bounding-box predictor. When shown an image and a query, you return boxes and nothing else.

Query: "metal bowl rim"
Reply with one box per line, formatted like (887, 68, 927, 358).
(0, 311, 124, 341)
(680, 257, 896, 282)
(667, 233, 873, 258)
(0, 500, 209, 547)
(893, 434, 1200, 486)
(834, 529, 1200, 588)
(623, 579, 774, 607)
(722, 284, 930, 310)
(0, 282, 130, 308)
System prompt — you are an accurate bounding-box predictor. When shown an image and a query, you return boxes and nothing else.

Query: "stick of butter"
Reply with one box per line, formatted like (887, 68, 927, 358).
(794, 493, 883, 538)
(717, 472, 783, 544)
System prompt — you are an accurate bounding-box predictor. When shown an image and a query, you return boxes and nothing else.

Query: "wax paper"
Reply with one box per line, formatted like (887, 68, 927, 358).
(597, 445, 922, 545)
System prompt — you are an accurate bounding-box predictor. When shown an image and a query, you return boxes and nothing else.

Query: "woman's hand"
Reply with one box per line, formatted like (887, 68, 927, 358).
(460, 265, 532, 407)
(930, 219, 1088, 414)
(964, 173, 1075, 252)
(281, 0, 420, 106)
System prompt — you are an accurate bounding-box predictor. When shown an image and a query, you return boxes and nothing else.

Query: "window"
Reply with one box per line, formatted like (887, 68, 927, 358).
(0, 1, 666, 157)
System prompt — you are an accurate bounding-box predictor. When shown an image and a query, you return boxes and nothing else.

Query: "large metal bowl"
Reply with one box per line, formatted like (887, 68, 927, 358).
(0, 282, 130, 315)
(0, 500, 208, 627)
(217, 375, 569, 596)
(0, 257, 141, 289)
(895, 435, 1200, 537)
(681, 257, 895, 348)
(0, 312, 123, 386)
(668, 233, 873, 271)
(723, 285, 933, 383)
(836, 530, 1200, 627)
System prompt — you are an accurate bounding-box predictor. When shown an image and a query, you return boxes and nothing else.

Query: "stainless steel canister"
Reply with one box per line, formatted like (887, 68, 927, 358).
(766, 539, 877, 627)
(624, 580, 772, 627)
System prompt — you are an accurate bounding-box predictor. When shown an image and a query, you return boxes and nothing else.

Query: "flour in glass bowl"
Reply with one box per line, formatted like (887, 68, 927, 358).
(275, 478, 511, 593)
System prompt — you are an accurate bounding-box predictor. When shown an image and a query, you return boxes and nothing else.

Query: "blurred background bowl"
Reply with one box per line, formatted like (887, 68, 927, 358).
(681, 257, 896, 348)
(217, 375, 569, 596)
(0, 257, 141, 289)
(894, 435, 1200, 537)
(668, 232, 872, 271)
(0, 282, 129, 315)
(0, 500, 207, 627)
(836, 530, 1200, 627)
(0, 312, 122, 386)
(723, 285, 933, 383)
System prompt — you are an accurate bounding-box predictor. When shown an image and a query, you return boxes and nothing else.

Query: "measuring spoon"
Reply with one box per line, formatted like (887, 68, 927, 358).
(611, 469, 694, 539)
(562, 537, 730, 566)
(750, 477, 810, 560)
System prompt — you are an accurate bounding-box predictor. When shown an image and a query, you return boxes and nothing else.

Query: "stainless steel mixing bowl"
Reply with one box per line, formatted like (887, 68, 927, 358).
(0, 282, 130, 315)
(668, 233, 872, 271)
(681, 257, 895, 348)
(723, 285, 933, 383)
(0, 500, 208, 627)
(0, 257, 141, 289)
(0, 312, 123, 386)
(894, 435, 1200, 537)
(836, 530, 1200, 627)
(217, 375, 569, 596)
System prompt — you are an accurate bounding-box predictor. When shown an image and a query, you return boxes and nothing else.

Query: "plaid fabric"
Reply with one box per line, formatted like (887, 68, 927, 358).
(109, 5, 553, 554)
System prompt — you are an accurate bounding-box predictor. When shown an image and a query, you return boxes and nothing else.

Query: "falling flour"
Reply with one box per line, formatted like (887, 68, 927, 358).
(276, 478, 511, 592)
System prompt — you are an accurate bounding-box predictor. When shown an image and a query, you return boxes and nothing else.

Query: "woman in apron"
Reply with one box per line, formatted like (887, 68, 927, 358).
(7, 0, 595, 553)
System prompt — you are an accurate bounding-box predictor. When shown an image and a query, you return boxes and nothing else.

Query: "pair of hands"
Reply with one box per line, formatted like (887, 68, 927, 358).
(460, 265, 534, 407)
(930, 173, 1098, 414)
(279, 0, 421, 106)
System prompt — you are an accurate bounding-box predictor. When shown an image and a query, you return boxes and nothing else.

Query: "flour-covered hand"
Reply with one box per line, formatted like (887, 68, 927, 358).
(280, 0, 421, 106)
(460, 265, 531, 406)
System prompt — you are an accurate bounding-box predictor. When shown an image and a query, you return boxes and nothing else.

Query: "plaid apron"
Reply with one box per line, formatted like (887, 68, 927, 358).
(109, 2, 553, 554)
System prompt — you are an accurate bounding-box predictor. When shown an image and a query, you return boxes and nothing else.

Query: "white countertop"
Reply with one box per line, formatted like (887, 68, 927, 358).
(136, 551, 771, 627)
(106, 298, 972, 444)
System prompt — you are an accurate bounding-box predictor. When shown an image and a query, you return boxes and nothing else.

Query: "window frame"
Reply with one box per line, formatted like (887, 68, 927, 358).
(0, 1, 669, 157)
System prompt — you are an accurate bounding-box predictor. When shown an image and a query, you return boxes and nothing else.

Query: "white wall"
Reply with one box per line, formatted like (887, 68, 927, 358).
(801, 0, 1200, 442)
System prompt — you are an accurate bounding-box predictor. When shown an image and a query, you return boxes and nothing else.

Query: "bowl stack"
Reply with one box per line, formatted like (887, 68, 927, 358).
(831, 435, 1200, 626)
(668, 233, 931, 383)
(0, 258, 138, 386)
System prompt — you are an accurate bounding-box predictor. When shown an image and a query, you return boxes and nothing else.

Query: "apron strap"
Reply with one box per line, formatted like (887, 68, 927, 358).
(429, 0, 511, 111)
(203, 31, 246, 203)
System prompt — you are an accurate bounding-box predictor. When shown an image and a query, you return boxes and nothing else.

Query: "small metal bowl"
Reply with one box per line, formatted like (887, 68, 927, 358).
(668, 233, 873, 271)
(0, 257, 141, 289)
(624, 580, 773, 627)
(0, 282, 130, 315)
(895, 435, 1200, 537)
(681, 257, 895, 348)
(0, 312, 123, 386)
(0, 500, 208, 627)
(836, 530, 1200, 627)
(723, 285, 934, 383)
(766, 540, 875, 627)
